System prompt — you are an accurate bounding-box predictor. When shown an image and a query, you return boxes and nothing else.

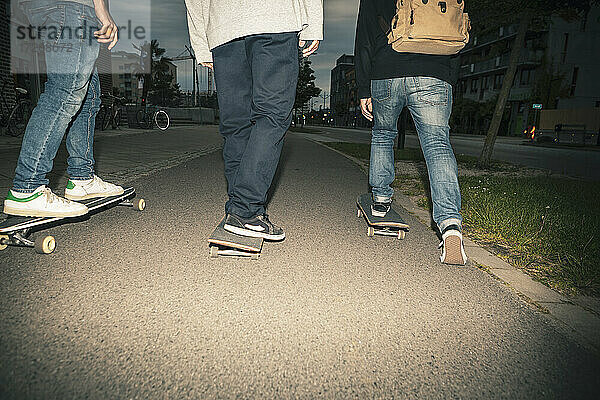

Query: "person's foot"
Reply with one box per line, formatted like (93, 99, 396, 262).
(64, 175, 124, 200)
(3, 185, 89, 218)
(371, 200, 392, 217)
(223, 213, 285, 241)
(439, 225, 467, 265)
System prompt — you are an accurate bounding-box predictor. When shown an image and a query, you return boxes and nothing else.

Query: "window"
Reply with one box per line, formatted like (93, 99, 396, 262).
(562, 33, 569, 63)
(580, 12, 588, 31)
(520, 69, 534, 85)
(482, 76, 490, 90)
(470, 63, 474, 73)
(495, 56, 501, 67)
(570, 67, 579, 96)
(499, 27, 504, 37)
(471, 78, 479, 93)
(494, 74, 503, 89)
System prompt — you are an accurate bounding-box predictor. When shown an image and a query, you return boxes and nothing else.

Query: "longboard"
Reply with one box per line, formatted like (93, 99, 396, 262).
(356, 193, 409, 240)
(208, 218, 263, 260)
(0, 187, 145, 254)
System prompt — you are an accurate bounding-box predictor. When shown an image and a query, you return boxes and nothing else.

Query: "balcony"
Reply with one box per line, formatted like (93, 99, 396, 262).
(459, 49, 544, 78)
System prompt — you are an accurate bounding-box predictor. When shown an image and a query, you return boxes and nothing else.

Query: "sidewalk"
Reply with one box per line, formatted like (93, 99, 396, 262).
(1, 127, 599, 398)
(0, 126, 223, 196)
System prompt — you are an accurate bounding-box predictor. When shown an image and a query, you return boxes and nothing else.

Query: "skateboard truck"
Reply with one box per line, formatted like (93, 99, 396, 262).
(0, 229, 56, 254)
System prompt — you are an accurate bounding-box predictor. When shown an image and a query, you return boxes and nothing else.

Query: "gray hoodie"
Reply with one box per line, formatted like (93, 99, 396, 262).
(185, 0, 323, 63)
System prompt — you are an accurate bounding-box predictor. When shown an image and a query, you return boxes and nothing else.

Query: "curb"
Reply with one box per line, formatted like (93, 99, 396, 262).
(297, 134, 600, 354)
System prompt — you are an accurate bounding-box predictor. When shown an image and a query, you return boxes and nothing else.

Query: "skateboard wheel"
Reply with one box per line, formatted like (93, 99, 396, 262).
(34, 235, 56, 254)
(367, 226, 375, 237)
(134, 198, 146, 211)
(251, 253, 259, 260)
(357, 208, 362, 218)
(0, 234, 8, 251)
(210, 246, 218, 259)
(397, 230, 406, 240)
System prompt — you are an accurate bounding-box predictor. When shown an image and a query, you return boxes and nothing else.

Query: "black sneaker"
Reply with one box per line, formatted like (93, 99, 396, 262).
(371, 200, 392, 217)
(223, 213, 285, 241)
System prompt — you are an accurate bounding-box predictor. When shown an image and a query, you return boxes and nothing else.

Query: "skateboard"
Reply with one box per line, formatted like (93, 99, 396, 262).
(0, 187, 145, 254)
(356, 193, 409, 240)
(208, 218, 263, 260)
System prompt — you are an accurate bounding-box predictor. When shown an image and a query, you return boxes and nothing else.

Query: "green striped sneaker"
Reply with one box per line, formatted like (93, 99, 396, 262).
(64, 175, 124, 201)
(3, 185, 88, 218)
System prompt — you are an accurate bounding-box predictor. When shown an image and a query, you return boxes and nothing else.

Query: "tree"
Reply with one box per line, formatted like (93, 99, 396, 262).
(294, 55, 321, 126)
(468, 0, 596, 168)
(134, 40, 182, 106)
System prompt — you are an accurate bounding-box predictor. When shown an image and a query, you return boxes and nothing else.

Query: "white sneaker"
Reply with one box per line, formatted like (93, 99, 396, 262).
(3, 186, 89, 218)
(64, 175, 124, 200)
(439, 229, 467, 265)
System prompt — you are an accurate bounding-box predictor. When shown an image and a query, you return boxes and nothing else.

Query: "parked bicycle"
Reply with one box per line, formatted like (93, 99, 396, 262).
(136, 104, 170, 131)
(96, 93, 125, 131)
(0, 79, 33, 137)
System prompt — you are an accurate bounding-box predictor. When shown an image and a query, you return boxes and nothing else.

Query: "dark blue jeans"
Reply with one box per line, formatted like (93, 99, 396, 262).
(212, 32, 299, 218)
(12, 0, 101, 192)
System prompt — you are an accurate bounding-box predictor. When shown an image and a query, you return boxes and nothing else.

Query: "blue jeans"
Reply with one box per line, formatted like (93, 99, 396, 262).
(12, 1, 101, 193)
(212, 33, 299, 218)
(370, 77, 462, 232)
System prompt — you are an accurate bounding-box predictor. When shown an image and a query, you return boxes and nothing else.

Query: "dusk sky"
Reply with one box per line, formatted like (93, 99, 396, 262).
(146, 0, 360, 103)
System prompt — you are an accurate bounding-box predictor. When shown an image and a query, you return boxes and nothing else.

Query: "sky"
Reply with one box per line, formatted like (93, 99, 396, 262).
(142, 0, 360, 100)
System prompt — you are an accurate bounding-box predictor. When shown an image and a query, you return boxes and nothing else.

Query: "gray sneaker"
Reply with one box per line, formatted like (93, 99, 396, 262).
(224, 213, 285, 241)
(371, 201, 392, 217)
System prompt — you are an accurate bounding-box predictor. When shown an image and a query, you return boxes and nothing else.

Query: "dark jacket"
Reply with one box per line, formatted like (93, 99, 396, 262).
(354, 0, 453, 99)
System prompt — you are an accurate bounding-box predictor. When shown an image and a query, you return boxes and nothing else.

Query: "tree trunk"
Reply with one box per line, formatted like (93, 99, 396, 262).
(477, 11, 532, 168)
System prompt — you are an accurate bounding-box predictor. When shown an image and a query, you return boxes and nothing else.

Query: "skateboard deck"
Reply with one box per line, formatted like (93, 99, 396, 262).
(208, 218, 263, 260)
(0, 187, 145, 254)
(356, 193, 409, 239)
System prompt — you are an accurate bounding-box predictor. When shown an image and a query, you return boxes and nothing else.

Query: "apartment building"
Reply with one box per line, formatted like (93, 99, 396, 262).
(455, 6, 600, 135)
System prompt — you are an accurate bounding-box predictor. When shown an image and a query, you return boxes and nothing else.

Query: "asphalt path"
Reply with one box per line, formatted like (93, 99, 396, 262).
(1, 135, 599, 398)
(296, 127, 600, 180)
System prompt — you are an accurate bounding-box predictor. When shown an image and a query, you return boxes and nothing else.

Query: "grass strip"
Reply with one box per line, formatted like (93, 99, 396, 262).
(324, 142, 600, 296)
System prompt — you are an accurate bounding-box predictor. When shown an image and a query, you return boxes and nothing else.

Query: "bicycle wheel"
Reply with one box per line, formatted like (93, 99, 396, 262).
(96, 106, 107, 131)
(154, 110, 170, 131)
(102, 108, 113, 130)
(136, 109, 148, 129)
(112, 109, 121, 129)
(7, 100, 31, 137)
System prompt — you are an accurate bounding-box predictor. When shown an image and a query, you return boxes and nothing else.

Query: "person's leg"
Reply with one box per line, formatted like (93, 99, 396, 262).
(212, 38, 253, 215)
(406, 77, 466, 264)
(226, 32, 299, 219)
(406, 77, 461, 231)
(66, 69, 100, 180)
(218, 32, 298, 241)
(369, 78, 405, 210)
(12, 2, 100, 193)
(63, 69, 123, 201)
(5, 1, 100, 217)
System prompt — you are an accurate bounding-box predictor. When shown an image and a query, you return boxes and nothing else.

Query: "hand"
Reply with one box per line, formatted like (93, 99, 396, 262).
(298, 39, 320, 57)
(94, 8, 118, 50)
(360, 98, 373, 121)
(201, 62, 213, 70)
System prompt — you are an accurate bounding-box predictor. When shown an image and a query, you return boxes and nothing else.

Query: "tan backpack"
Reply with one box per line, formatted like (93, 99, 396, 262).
(387, 0, 471, 55)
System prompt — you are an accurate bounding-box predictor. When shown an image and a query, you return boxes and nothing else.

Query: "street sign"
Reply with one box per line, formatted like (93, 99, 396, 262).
(533, 103, 543, 110)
